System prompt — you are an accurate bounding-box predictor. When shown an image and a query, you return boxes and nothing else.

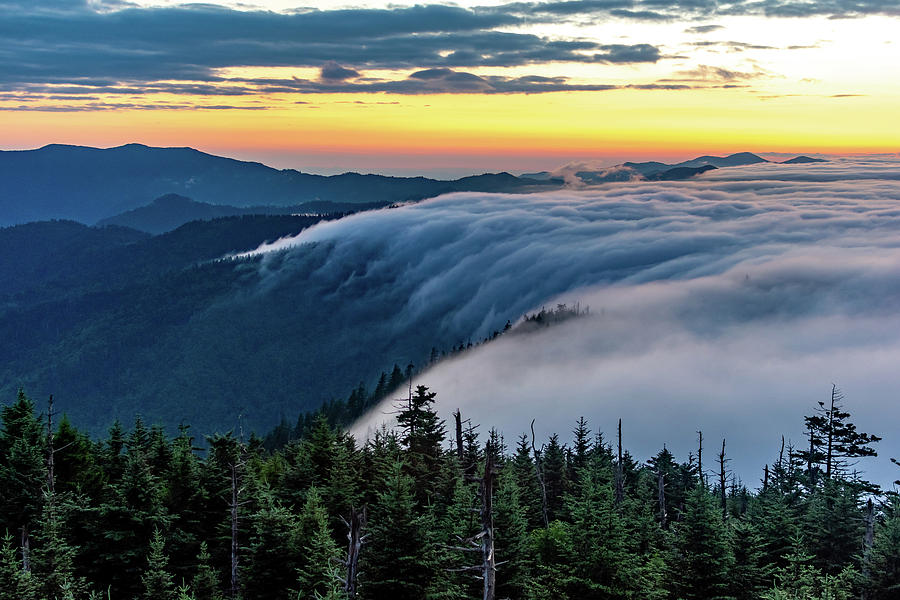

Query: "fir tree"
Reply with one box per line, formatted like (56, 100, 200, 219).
(192, 542, 223, 600)
(673, 485, 735, 600)
(142, 528, 176, 600)
(863, 495, 900, 599)
(360, 461, 434, 600)
(395, 385, 446, 502)
(295, 488, 343, 599)
(0, 532, 40, 600)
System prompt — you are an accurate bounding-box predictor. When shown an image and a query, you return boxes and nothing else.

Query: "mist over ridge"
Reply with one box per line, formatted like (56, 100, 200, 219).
(232, 156, 900, 486)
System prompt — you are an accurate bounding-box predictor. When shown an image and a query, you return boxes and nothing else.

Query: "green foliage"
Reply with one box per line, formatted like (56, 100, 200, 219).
(360, 461, 435, 600)
(762, 536, 857, 600)
(0, 532, 40, 600)
(0, 385, 892, 600)
(673, 485, 736, 600)
(192, 542, 223, 600)
(142, 528, 176, 600)
(863, 496, 900, 599)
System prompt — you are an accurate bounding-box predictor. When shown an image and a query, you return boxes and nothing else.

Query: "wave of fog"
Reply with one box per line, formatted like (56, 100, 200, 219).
(248, 158, 900, 487)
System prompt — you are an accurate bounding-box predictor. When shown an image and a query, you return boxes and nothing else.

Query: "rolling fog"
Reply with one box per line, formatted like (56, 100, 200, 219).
(248, 157, 900, 487)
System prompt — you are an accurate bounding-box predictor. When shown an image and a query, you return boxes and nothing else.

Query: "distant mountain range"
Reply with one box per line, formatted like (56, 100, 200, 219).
(525, 152, 827, 184)
(0, 143, 557, 227)
(624, 151, 768, 176)
(96, 193, 389, 234)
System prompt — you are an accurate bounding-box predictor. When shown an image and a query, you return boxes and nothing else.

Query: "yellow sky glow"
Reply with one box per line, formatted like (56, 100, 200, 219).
(2, 5, 898, 173)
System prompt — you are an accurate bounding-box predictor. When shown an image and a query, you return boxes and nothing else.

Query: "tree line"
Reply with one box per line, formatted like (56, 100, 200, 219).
(1, 384, 898, 600)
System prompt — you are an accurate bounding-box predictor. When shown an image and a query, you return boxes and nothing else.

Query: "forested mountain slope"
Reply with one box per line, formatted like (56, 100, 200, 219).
(0, 144, 558, 226)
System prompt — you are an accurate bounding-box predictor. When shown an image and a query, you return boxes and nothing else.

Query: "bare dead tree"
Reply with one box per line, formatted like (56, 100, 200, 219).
(657, 466, 666, 528)
(615, 419, 624, 506)
(697, 430, 704, 487)
(229, 439, 249, 600)
(763, 464, 769, 492)
(343, 506, 367, 599)
(479, 450, 498, 600)
(47, 395, 55, 496)
(718, 438, 729, 520)
(530, 419, 549, 528)
(448, 448, 500, 600)
(778, 435, 785, 473)
(454, 409, 464, 464)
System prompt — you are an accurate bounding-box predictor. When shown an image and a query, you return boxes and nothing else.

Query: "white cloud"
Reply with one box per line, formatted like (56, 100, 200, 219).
(246, 158, 900, 487)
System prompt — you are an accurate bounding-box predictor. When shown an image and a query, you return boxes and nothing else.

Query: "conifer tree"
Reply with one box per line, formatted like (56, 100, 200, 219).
(361, 460, 434, 600)
(295, 488, 343, 599)
(802, 478, 865, 574)
(0, 390, 45, 571)
(541, 434, 568, 521)
(673, 485, 735, 600)
(192, 542, 223, 600)
(798, 386, 880, 484)
(862, 495, 900, 599)
(32, 492, 88, 600)
(244, 494, 302, 600)
(492, 469, 532, 600)
(0, 532, 40, 600)
(511, 434, 544, 530)
(395, 385, 446, 501)
(142, 528, 176, 600)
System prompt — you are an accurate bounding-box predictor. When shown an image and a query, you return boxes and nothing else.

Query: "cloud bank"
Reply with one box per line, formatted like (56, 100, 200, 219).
(242, 157, 900, 487)
(1, 0, 896, 104)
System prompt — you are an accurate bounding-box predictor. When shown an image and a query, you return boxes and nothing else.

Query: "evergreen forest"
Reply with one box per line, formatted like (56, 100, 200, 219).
(1, 384, 898, 600)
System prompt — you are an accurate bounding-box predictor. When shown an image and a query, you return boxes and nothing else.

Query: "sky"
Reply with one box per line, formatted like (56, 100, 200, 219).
(0, 0, 897, 175)
(226, 156, 900, 488)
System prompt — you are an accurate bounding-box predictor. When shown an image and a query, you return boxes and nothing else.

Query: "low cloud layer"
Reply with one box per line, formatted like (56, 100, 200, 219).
(242, 157, 900, 487)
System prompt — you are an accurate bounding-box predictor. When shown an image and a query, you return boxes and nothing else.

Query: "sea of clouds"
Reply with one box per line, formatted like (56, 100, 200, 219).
(248, 156, 900, 487)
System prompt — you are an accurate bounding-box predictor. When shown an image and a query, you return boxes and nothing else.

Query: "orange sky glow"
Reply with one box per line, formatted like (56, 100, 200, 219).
(1, 1, 897, 175)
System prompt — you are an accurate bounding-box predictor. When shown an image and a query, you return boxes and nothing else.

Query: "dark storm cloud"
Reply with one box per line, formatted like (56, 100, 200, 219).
(230, 157, 900, 487)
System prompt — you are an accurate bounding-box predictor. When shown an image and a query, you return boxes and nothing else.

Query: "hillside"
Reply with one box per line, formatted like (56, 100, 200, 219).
(96, 193, 390, 233)
(0, 143, 558, 227)
(0, 212, 516, 436)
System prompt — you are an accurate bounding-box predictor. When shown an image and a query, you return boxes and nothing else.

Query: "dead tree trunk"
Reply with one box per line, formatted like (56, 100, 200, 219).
(480, 451, 498, 600)
(718, 438, 727, 520)
(230, 463, 240, 600)
(763, 464, 769, 492)
(530, 419, 549, 528)
(615, 419, 624, 506)
(344, 506, 366, 599)
(47, 395, 55, 495)
(778, 436, 785, 472)
(697, 430, 704, 487)
(20, 525, 30, 572)
(657, 467, 666, 528)
(454, 409, 464, 464)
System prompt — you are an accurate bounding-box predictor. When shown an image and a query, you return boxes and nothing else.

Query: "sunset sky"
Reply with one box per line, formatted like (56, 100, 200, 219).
(1, 0, 898, 175)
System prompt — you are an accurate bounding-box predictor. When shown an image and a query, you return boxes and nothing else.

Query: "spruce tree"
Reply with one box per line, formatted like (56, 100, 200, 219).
(142, 528, 176, 600)
(0, 390, 45, 568)
(395, 385, 446, 502)
(243, 494, 302, 600)
(493, 469, 532, 600)
(295, 488, 342, 599)
(0, 532, 40, 600)
(360, 460, 433, 600)
(32, 492, 88, 600)
(863, 496, 900, 599)
(192, 542, 222, 600)
(673, 485, 735, 600)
